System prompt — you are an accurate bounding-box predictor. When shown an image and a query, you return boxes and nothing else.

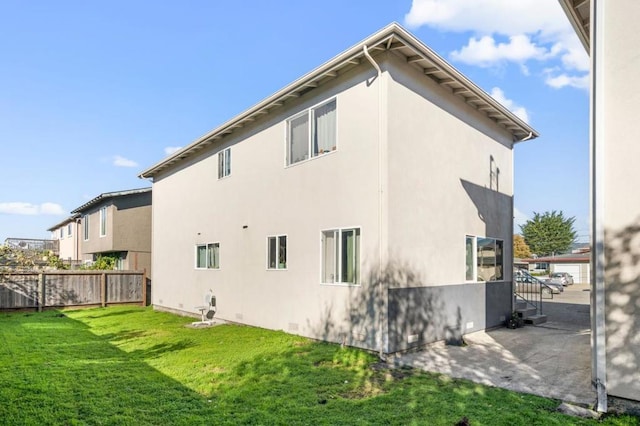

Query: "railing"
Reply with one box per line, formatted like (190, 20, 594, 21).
(514, 279, 554, 316)
(4, 238, 59, 253)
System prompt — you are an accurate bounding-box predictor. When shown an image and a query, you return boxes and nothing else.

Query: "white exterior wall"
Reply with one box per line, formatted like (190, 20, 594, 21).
(151, 51, 519, 351)
(598, 0, 640, 402)
(152, 61, 383, 347)
(385, 52, 514, 285)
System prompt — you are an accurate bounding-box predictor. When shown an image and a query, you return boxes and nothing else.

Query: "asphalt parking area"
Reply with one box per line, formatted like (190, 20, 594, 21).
(394, 283, 594, 406)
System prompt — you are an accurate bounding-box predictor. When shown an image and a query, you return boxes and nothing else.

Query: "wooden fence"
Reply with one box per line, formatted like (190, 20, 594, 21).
(0, 270, 148, 310)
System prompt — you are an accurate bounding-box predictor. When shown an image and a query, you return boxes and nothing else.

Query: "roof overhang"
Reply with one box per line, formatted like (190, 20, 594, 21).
(46, 214, 81, 232)
(71, 187, 151, 214)
(139, 22, 539, 180)
(559, 0, 591, 51)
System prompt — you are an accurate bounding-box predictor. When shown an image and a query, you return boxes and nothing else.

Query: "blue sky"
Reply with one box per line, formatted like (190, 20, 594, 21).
(0, 0, 589, 243)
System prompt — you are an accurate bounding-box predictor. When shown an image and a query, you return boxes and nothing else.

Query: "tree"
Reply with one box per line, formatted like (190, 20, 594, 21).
(513, 234, 532, 258)
(520, 210, 577, 256)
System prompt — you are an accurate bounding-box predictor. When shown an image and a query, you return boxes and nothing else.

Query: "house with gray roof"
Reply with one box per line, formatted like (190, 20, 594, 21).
(139, 23, 537, 354)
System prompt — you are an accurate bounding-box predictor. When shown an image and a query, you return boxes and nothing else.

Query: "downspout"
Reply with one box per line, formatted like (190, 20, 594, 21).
(591, 0, 608, 413)
(363, 45, 387, 360)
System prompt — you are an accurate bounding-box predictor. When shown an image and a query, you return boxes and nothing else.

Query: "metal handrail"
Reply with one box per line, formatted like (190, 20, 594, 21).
(514, 278, 553, 316)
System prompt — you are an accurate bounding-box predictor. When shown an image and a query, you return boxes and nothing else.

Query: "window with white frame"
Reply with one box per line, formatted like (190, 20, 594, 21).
(322, 228, 360, 284)
(67, 223, 72, 238)
(286, 99, 336, 165)
(99, 206, 107, 237)
(83, 215, 89, 241)
(218, 148, 231, 179)
(267, 235, 287, 269)
(60, 228, 64, 238)
(196, 243, 220, 269)
(465, 235, 504, 282)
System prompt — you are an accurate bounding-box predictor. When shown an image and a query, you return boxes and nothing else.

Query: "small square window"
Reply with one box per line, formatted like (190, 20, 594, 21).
(196, 243, 220, 269)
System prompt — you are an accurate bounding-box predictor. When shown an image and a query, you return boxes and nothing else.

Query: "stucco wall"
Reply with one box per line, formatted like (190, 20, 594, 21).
(151, 51, 517, 352)
(601, 0, 640, 402)
(152, 59, 383, 350)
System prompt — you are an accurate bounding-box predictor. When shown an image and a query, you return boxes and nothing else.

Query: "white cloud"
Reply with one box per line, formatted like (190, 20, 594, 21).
(544, 73, 590, 90)
(404, 0, 589, 90)
(0, 202, 65, 216)
(113, 155, 138, 168)
(489, 87, 529, 123)
(451, 35, 549, 67)
(404, 0, 568, 35)
(164, 146, 182, 155)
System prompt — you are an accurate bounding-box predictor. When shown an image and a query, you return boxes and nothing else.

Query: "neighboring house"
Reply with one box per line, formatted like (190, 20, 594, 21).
(47, 214, 81, 263)
(139, 23, 537, 354)
(561, 0, 640, 410)
(70, 188, 152, 275)
(521, 253, 590, 284)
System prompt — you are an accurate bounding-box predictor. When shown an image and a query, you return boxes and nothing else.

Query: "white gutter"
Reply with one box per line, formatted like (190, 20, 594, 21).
(363, 45, 387, 360)
(515, 132, 534, 143)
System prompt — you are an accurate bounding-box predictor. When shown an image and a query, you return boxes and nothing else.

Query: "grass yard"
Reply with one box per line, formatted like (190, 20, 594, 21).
(0, 307, 637, 425)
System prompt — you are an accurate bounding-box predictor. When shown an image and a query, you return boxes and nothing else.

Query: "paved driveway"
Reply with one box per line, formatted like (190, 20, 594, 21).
(393, 283, 594, 406)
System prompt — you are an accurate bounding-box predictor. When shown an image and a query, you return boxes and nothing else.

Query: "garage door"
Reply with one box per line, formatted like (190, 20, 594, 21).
(553, 264, 581, 283)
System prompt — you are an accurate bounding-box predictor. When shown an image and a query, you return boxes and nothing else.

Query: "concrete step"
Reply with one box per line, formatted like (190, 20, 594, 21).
(515, 301, 528, 310)
(524, 314, 548, 325)
(516, 307, 537, 319)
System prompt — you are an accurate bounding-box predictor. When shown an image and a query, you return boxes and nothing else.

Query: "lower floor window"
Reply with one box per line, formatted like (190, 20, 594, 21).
(466, 235, 503, 281)
(196, 243, 220, 269)
(267, 235, 287, 269)
(322, 228, 360, 284)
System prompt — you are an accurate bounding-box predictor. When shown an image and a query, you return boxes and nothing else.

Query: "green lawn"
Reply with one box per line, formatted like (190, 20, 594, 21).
(0, 308, 637, 425)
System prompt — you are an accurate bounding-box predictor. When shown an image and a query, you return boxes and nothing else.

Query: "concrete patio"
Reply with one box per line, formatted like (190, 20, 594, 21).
(393, 283, 594, 406)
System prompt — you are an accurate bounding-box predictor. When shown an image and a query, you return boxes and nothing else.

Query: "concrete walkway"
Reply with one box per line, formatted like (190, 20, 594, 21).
(393, 283, 594, 406)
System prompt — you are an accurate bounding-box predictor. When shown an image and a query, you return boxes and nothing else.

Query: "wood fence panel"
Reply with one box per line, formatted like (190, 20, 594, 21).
(45, 274, 101, 306)
(0, 271, 145, 310)
(107, 274, 143, 303)
(0, 274, 38, 309)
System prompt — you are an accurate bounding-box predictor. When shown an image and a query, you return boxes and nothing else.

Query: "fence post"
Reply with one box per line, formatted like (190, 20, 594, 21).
(38, 273, 45, 312)
(101, 273, 107, 307)
(141, 269, 147, 307)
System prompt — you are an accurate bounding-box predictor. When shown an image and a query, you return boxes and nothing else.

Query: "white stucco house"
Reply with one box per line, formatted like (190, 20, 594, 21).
(139, 23, 537, 354)
(561, 0, 640, 411)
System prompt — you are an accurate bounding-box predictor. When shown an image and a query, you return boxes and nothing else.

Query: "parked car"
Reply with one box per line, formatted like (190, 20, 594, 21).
(514, 270, 563, 294)
(549, 272, 574, 286)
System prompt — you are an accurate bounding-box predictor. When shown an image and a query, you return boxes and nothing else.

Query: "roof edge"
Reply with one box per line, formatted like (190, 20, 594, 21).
(140, 22, 539, 179)
(70, 187, 152, 214)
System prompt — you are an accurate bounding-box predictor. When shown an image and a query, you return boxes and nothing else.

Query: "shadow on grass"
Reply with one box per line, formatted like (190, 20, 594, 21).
(0, 310, 213, 425)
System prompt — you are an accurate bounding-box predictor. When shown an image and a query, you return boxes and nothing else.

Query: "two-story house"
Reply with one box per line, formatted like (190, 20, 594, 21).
(47, 214, 81, 263)
(71, 188, 152, 275)
(139, 23, 537, 354)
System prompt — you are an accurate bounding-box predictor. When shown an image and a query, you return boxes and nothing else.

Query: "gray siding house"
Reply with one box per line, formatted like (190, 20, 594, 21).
(140, 24, 537, 354)
(71, 188, 152, 276)
(561, 0, 640, 410)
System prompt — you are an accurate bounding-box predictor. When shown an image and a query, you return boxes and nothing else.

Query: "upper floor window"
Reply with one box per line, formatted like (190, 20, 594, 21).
(286, 99, 336, 166)
(196, 243, 220, 269)
(100, 207, 107, 237)
(218, 148, 231, 179)
(67, 223, 72, 238)
(267, 235, 287, 270)
(322, 227, 360, 285)
(465, 235, 504, 282)
(83, 215, 89, 241)
(59, 228, 64, 238)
